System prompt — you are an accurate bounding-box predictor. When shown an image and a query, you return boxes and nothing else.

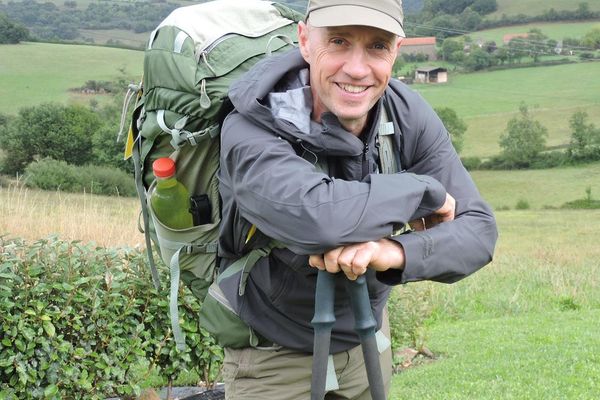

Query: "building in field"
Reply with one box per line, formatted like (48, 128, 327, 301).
(414, 66, 448, 84)
(399, 36, 438, 60)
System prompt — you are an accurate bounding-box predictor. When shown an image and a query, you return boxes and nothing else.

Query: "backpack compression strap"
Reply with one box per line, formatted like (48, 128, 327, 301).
(170, 241, 281, 350)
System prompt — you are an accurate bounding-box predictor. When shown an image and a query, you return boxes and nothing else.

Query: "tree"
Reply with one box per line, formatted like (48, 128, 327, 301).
(567, 111, 600, 160)
(441, 38, 464, 61)
(582, 27, 600, 49)
(0, 103, 101, 174)
(472, 0, 497, 15)
(464, 47, 493, 71)
(0, 13, 29, 44)
(435, 107, 467, 153)
(499, 104, 548, 168)
(527, 28, 549, 62)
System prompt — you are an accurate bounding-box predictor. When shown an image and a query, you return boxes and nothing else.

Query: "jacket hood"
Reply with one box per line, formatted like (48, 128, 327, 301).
(228, 48, 382, 157)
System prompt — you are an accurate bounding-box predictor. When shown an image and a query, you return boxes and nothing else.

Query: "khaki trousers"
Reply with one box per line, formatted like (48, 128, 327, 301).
(223, 313, 392, 400)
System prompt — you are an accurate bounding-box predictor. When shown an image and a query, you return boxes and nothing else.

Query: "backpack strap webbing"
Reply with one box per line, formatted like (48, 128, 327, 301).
(132, 134, 161, 290)
(170, 241, 282, 350)
(378, 99, 403, 174)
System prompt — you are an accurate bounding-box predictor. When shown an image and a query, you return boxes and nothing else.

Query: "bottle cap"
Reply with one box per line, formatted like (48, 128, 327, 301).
(152, 157, 176, 178)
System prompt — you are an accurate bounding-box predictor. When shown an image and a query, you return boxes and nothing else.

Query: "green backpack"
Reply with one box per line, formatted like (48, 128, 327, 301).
(119, 0, 303, 350)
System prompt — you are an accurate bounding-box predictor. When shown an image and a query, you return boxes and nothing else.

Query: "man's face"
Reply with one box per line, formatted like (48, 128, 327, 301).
(298, 22, 401, 136)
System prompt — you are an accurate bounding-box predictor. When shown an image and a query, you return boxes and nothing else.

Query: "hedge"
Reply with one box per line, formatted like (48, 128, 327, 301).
(0, 236, 222, 399)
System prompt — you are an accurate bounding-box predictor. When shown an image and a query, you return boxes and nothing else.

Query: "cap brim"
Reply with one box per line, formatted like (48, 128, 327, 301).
(309, 5, 405, 37)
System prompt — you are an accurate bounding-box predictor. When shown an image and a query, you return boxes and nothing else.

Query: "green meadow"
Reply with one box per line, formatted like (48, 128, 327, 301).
(0, 42, 143, 115)
(412, 62, 600, 158)
(470, 21, 600, 44)
(492, 0, 600, 17)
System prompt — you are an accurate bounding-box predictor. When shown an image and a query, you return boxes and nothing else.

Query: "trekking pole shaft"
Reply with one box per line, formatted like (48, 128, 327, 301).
(346, 276, 386, 400)
(311, 270, 336, 400)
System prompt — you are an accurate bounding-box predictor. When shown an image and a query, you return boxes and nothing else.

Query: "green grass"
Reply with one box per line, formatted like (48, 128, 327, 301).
(78, 29, 150, 49)
(412, 62, 600, 158)
(470, 21, 600, 44)
(389, 207, 600, 399)
(491, 0, 600, 17)
(0, 42, 143, 115)
(390, 311, 600, 399)
(471, 163, 600, 210)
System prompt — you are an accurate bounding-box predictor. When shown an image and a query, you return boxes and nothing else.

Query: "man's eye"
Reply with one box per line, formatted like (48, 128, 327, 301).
(331, 38, 345, 45)
(372, 43, 389, 50)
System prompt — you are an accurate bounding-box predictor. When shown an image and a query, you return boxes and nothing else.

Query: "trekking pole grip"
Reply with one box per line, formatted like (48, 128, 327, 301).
(311, 270, 336, 400)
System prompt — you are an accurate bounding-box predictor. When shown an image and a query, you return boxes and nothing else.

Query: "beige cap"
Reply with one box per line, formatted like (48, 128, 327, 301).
(306, 0, 405, 37)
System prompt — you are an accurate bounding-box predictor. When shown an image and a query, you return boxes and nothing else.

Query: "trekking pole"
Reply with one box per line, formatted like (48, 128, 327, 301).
(311, 269, 336, 400)
(345, 275, 386, 400)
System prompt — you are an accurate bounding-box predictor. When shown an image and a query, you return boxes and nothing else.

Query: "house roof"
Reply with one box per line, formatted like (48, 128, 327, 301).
(401, 37, 436, 46)
(503, 33, 529, 44)
(416, 66, 447, 73)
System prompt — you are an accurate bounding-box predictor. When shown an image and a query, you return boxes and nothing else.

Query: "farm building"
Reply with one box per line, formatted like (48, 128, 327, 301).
(415, 66, 448, 84)
(399, 37, 438, 60)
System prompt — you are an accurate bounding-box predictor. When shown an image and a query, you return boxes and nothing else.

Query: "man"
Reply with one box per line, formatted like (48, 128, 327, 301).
(217, 0, 498, 398)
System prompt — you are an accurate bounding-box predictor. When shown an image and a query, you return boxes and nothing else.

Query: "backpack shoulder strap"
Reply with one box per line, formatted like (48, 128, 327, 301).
(378, 99, 403, 174)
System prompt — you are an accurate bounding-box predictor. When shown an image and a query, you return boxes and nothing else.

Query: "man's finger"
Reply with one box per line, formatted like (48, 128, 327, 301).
(323, 247, 343, 274)
(309, 254, 325, 270)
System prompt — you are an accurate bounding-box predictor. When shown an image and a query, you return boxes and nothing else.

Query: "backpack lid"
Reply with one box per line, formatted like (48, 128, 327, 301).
(155, 0, 295, 54)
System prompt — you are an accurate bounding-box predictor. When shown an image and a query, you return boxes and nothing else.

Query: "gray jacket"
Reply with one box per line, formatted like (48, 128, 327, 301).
(218, 49, 497, 353)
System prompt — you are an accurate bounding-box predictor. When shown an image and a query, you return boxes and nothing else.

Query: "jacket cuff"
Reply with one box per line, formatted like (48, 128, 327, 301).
(376, 232, 429, 285)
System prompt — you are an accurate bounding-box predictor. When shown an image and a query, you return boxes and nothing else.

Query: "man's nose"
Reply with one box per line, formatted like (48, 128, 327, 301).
(342, 48, 370, 79)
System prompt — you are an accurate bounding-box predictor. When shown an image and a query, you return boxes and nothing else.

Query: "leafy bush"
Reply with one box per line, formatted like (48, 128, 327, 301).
(461, 156, 482, 170)
(24, 158, 136, 197)
(515, 199, 530, 210)
(0, 103, 101, 175)
(0, 236, 222, 399)
(387, 284, 434, 366)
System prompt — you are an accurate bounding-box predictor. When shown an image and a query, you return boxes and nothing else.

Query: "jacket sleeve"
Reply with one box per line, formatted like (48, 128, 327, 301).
(377, 88, 498, 284)
(220, 112, 447, 255)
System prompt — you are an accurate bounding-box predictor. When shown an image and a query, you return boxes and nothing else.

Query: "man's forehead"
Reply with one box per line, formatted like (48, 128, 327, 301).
(323, 25, 397, 41)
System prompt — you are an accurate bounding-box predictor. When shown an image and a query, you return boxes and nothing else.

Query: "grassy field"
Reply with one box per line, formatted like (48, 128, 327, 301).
(491, 0, 600, 17)
(78, 28, 150, 49)
(470, 21, 600, 44)
(389, 206, 600, 399)
(0, 42, 143, 115)
(2, 164, 599, 397)
(471, 162, 600, 210)
(412, 62, 600, 158)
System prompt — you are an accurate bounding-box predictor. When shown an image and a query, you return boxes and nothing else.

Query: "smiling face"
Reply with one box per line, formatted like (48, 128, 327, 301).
(298, 21, 401, 136)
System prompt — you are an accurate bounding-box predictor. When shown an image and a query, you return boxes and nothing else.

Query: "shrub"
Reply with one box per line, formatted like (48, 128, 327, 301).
(0, 103, 102, 175)
(24, 158, 136, 197)
(0, 236, 222, 399)
(515, 199, 530, 210)
(387, 284, 434, 366)
(461, 156, 482, 170)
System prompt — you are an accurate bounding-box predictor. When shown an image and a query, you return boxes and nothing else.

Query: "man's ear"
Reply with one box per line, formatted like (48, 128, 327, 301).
(298, 21, 311, 63)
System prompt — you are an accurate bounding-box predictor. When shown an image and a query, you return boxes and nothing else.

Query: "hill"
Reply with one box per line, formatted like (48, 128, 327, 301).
(412, 62, 600, 158)
(491, 0, 600, 18)
(0, 42, 143, 115)
(470, 21, 600, 44)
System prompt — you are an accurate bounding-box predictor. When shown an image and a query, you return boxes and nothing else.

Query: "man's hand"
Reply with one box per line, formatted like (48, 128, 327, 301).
(308, 239, 405, 280)
(410, 192, 456, 231)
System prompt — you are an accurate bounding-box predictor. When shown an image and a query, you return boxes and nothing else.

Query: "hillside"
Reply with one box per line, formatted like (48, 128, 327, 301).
(492, 0, 600, 18)
(0, 42, 143, 115)
(470, 21, 600, 44)
(412, 62, 600, 158)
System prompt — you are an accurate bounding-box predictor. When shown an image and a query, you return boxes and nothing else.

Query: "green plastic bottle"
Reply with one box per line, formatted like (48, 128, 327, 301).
(151, 157, 193, 230)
